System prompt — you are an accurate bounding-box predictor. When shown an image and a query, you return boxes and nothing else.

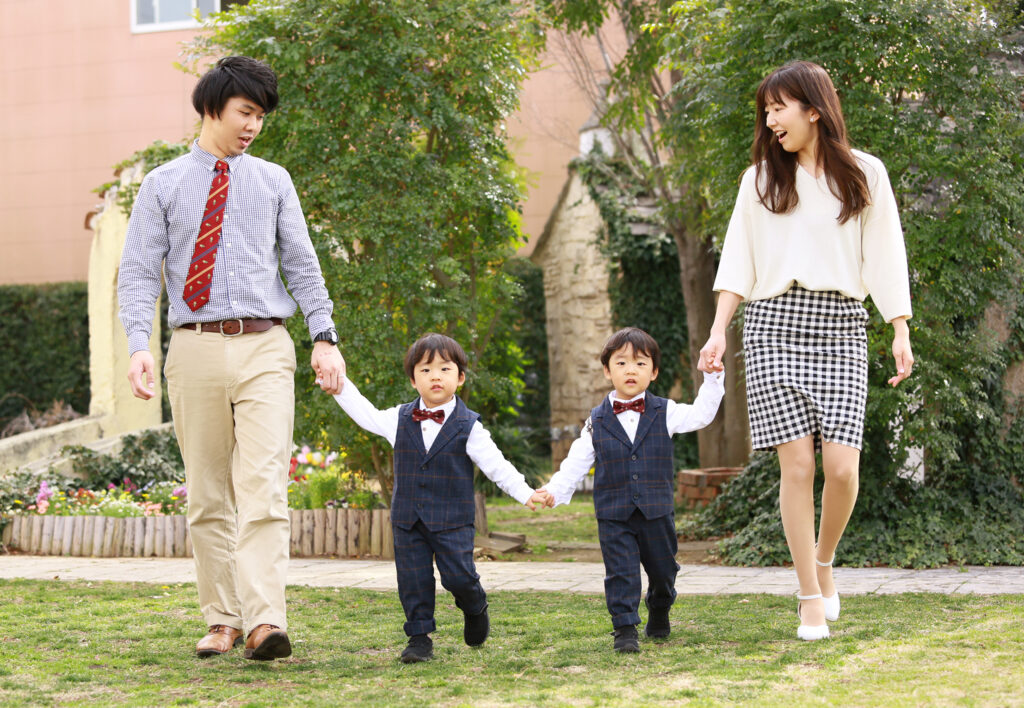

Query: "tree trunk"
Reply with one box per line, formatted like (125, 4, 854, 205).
(674, 229, 751, 467)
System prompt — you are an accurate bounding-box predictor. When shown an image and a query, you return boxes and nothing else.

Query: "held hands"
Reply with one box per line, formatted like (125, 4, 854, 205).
(127, 350, 157, 400)
(698, 331, 727, 374)
(312, 342, 346, 394)
(526, 488, 555, 511)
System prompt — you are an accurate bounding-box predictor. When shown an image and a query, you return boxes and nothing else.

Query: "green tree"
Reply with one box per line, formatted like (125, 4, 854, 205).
(662, 0, 1024, 565)
(538, 0, 752, 468)
(184, 0, 545, 498)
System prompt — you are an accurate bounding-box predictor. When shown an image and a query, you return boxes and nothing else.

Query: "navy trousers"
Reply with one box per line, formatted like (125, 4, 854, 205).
(597, 508, 679, 628)
(392, 520, 487, 637)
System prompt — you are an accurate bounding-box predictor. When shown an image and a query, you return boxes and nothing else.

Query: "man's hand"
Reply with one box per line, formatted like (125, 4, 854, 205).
(312, 342, 345, 394)
(127, 350, 157, 400)
(527, 489, 552, 511)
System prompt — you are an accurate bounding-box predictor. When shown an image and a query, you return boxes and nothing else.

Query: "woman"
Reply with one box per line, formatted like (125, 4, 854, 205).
(698, 61, 913, 640)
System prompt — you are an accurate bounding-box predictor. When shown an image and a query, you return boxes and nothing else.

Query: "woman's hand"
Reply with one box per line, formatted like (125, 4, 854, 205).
(888, 318, 914, 387)
(699, 331, 727, 373)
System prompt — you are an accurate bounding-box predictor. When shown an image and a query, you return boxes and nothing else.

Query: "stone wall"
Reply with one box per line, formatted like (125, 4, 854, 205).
(531, 170, 614, 469)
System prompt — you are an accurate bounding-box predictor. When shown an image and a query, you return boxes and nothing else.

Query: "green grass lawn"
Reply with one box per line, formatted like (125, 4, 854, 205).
(1, 579, 1022, 706)
(486, 496, 600, 544)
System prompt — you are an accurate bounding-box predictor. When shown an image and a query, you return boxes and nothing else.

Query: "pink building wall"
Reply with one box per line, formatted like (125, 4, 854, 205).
(0, 3, 600, 284)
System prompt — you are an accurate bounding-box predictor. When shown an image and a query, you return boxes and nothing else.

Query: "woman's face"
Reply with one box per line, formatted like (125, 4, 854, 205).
(764, 93, 820, 159)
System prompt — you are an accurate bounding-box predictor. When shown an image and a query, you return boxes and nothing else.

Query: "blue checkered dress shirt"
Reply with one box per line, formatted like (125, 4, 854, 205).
(117, 141, 334, 355)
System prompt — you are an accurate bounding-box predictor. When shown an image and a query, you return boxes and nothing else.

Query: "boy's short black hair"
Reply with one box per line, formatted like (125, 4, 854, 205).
(191, 55, 279, 118)
(599, 327, 661, 371)
(404, 333, 469, 379)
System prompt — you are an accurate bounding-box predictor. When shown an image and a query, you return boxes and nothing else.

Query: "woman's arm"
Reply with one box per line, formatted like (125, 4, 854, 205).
(698, 291, 744, 373)
(888, 316, 914, 387)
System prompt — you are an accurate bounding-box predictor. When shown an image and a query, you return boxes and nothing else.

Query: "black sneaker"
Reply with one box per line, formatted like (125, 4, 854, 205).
(400, 634, 433, 663)
(464, 606, 490, 647)
(612, 625, 640, 653)
(644, 606, 671, 638)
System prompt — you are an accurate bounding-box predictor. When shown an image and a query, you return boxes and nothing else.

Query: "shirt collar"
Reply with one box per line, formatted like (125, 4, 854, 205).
(609, 390, 645, 405)
(417, 396, 458, 417)
(190, 139, 245, 172)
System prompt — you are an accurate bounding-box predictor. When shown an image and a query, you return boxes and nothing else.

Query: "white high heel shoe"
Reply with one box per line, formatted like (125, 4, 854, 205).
(816, 551, 840, 622)
(796, 593, 830, 641)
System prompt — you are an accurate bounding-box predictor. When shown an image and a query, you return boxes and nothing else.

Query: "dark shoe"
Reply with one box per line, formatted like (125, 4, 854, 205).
(244, 624, 292, 661)
(196, 624, 243, 657)
(401, 634, 434, 663)
(613, 625, 640, 653)
(463, 606, 490, 647)
(644, 606, 671, 638)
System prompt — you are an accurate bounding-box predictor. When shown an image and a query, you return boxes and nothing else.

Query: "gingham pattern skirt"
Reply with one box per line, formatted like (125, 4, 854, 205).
(743, 286, 869, 451)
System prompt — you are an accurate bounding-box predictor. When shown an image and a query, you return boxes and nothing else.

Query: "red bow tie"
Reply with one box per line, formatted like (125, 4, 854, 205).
(613, 398, 645, 415)
(412, 408, 445, 423)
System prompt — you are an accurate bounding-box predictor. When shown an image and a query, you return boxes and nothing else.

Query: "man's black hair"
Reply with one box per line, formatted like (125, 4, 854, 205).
(404, 333, 469, 379)
(191, 55, 279, 118)
(599, 327, 661, 372)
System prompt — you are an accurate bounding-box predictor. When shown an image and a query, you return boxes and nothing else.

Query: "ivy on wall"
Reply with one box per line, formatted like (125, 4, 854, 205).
(574, 148, 697, 468)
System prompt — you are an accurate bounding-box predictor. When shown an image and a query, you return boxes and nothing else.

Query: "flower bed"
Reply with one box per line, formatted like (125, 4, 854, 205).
(0, 432, 392, 558)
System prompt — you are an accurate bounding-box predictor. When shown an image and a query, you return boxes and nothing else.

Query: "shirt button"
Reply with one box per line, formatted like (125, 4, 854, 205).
(229, 272, 234, 277)
(232, 300, 238, 305)
(226, 243, 232, 248)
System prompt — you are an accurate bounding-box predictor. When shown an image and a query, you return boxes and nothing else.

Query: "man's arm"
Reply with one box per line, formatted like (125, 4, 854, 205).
(117, 176, 168, 400)
(274, 168, 345, 392)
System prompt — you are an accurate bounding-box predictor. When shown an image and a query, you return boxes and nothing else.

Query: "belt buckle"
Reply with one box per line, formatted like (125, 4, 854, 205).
(220, 318, 245, 336)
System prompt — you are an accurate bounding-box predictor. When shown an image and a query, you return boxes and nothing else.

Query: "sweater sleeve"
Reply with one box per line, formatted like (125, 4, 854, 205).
(859, 156, 912, 322)
(713, 168, 756, 298)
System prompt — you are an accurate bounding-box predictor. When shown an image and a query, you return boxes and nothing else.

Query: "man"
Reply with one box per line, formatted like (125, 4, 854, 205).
(118, 56, 344, 660)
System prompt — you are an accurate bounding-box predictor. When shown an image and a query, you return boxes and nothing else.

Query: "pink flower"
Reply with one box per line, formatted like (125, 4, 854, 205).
(36, 480, 53, 503)
(37, 499, 49, 514)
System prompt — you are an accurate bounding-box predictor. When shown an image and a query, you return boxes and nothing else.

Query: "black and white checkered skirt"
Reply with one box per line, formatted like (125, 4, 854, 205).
(743, 286, 869, 451)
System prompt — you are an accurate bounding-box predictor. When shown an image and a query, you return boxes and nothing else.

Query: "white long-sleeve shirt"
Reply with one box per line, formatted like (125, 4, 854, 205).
(713, 150, 912, 323)
(333, 378, 535, 506)
(543, 371, 725, 507)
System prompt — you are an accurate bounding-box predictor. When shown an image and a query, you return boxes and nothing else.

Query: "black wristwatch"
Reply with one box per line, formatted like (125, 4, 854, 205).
(313, 328, 339, 346)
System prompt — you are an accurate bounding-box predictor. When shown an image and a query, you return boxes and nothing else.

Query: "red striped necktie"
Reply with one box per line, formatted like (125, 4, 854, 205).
(183, 159, 230, 312)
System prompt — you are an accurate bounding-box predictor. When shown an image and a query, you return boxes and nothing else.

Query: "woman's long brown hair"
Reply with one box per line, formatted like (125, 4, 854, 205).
(752, 61, 870, 224)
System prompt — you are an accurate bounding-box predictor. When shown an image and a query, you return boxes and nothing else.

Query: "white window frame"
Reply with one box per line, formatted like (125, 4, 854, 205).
(130, 0, 223, 34)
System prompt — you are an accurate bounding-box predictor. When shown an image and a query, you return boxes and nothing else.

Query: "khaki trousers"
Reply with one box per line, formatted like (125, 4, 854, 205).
(165, 324, 295, 633)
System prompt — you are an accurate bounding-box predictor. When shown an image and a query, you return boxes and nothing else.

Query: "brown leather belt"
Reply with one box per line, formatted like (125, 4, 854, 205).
(181, 318, 284, 336)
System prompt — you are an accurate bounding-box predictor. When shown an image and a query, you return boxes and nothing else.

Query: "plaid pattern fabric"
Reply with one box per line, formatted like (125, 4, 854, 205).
(390, 397, 480, 531)
(118, 141, 334, 355)
(591, 393, 676, 521)
(392, 521, 485, 637)
(743, 285, 869, 451)
(597, 509, 679, 629)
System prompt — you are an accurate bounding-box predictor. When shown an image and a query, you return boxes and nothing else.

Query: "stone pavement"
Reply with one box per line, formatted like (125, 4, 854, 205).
(2, 555, 1024, 595)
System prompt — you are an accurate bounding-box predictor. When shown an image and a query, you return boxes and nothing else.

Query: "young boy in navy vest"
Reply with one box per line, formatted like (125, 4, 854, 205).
(331, 333, 549, 663)
(540, 327, 724, 653)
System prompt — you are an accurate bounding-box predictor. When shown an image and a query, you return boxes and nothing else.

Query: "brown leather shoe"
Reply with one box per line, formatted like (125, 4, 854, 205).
(244, 624, 292, 661)
(196, 625, 243, 658)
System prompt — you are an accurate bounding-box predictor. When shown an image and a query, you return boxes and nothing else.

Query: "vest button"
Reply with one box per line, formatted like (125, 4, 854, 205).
(421, 465, 427, 470)
(632, 494, 639, 500)
(630, 454, 637, 461)
(632, 474, 638, 480)
(419, 482, 426, 488)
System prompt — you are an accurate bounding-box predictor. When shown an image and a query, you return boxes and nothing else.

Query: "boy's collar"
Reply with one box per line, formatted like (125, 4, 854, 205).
(417, 396, 458, 414)
(609, 390, 646, 405)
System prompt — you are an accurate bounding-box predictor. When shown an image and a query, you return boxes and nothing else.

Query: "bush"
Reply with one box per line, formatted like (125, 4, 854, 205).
(0, 283, 89, 430)
(62, 428, 183, 491)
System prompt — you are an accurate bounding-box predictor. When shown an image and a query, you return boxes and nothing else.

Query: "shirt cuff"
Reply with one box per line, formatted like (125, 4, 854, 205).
(127, 332, 152, 357)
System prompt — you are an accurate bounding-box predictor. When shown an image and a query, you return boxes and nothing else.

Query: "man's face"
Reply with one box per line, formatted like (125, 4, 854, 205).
(203, 95, 265, 157)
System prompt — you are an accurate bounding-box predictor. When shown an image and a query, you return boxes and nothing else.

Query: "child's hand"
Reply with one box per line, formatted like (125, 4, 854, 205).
(698, 332, 726, 373)
(527, 489, 552, 511)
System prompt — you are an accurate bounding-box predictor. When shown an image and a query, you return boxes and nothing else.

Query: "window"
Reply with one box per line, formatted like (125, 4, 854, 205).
(131, 0, 248, 33)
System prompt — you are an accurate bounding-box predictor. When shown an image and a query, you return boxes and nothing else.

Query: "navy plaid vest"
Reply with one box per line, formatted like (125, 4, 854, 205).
(390, 396, 480, 531)
(590, 392, 675, 521)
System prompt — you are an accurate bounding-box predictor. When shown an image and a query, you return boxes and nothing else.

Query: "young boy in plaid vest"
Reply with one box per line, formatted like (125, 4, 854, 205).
(330, 333, 549, 663)
(540, 327, 724, 652)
